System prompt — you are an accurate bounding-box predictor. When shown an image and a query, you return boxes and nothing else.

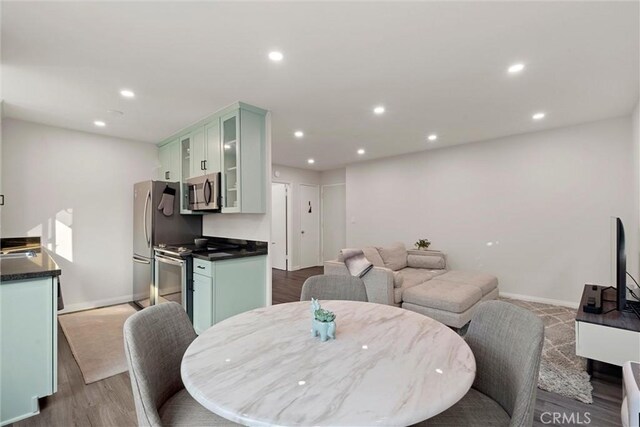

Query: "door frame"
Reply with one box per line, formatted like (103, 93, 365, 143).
(272, 181, 292, 271)
(299, 183, 321, 269)
(320, 183, 346, 263)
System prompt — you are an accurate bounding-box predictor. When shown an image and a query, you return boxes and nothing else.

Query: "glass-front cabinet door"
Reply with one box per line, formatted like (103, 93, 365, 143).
(221, 111, 240, 212)
(180, 134, 191, 212)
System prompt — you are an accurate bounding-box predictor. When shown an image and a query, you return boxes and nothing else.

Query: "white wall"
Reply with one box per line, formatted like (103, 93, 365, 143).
(320, 168, 346, 186)
(346, 116, 637, 306)
(1, 119, 158, 311)
(271, 164, 321, 270)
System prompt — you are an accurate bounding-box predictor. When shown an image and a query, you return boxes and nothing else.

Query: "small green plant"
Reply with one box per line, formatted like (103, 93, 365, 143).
(314, 308, 336, 323)
(415, 238, 431, 250)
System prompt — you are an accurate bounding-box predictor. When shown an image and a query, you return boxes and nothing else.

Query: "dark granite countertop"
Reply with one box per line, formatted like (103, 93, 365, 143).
(192, 247, 268, 262)
(1, 248, 62, 282)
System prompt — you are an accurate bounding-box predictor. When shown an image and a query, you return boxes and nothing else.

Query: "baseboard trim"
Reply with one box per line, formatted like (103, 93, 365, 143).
(499, 291, 579, 309)
(58, 295, 134, 314)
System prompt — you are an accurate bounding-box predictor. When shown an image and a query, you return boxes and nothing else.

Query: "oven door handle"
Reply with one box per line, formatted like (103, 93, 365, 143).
(155, 254, 186, 267)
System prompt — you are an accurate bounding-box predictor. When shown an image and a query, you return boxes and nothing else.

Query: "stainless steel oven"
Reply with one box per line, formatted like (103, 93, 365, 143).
(186, 172, 221, 211)
(153, 247, 193, 321)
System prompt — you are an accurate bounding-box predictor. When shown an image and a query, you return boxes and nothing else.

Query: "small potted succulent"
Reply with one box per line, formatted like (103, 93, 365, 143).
(415, 238, 431, 250)
(310, 299, 336, 342)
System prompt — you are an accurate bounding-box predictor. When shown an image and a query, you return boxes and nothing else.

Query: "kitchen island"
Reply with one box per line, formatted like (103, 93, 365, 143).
(1, 238, 61, 426)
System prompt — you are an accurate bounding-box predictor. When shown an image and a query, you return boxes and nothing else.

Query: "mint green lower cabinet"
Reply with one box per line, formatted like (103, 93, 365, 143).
(0, 277, 57, 426)
(213, 256, 267, 323)
(191, 255, 267, 334)
(193, 273, 213, 335)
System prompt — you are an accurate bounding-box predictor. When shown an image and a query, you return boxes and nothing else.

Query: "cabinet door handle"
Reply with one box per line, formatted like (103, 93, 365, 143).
(0, 195, 4, 206)
(197, 265, 205, 269)
(203, 160, 207, 170)
(200, 160, 205, 171)
(165, 171, 170, 180)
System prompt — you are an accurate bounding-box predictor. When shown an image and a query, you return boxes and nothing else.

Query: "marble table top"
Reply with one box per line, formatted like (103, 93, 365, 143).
(181, 301, 476, 426)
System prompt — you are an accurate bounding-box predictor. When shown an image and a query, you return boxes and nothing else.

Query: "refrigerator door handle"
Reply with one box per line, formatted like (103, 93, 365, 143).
(133, 255, 151, 264)
(143, 190, 151, 248)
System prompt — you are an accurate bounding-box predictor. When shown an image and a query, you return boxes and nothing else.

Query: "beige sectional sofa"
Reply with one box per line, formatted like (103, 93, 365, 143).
(324, 243, 499, 328)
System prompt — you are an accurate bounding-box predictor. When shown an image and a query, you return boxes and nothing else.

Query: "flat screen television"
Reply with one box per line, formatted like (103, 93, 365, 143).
(611, 217, 626, 311)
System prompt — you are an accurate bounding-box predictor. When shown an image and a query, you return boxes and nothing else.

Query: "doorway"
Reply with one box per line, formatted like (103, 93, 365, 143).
(299, 184, 320, 268)
(321, 184, 346, 262)
(271, 183, 288, 270)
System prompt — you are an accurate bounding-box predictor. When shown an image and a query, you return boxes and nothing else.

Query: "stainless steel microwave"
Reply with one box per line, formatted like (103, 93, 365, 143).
(186, 172, 221, 211)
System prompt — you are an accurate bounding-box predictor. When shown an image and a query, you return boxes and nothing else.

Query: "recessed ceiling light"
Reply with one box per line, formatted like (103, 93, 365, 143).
(373, 105, 385, 115)
(427, 134, 438, 141)
(120, 89, 135, 98)
(508, 63, 525, 74)
(268, 51, 283, 62)
(532, 112, 546, 120)
(294, 130, 304, 138)
(94, 120, 106, 127)
(307, 158, 315, 164)
(357, 148, 365, 155)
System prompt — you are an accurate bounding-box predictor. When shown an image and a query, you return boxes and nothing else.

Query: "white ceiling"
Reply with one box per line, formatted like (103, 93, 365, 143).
(2, 1, 639, 170)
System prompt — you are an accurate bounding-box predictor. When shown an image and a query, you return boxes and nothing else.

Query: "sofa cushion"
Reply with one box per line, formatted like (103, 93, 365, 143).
(377, 242, 408, 271)
(362, 247, 385, 267)
(402, 280, 482, 313)
(407, 254, 446, 270)
(437, 270, 498, 296)
(397, 267, 435, 289)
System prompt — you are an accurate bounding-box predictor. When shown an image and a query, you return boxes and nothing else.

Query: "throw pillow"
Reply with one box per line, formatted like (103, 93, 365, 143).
(377, 242, 408, 271)
(362, 247, 385, 267)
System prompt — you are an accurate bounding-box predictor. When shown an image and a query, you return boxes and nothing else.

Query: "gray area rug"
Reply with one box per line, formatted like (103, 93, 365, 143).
(59, 303, 138, 384)
(500, 297, 593, 404)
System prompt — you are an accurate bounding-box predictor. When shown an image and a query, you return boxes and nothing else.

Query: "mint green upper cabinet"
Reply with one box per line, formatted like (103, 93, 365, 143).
(221, 111, 240, 212)
(185, 122, 220, 179)
(180, 134, 192, 212)
(220, 108, 266, 213)
(205, 120, 221, 175)
(156, 102, 266, 215)
(189, 126, 206, 179)
(158, 139, 179, 182)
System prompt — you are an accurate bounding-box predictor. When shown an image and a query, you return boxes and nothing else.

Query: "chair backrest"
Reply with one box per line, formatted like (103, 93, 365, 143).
(300, 275, 368, 302)
(123, 302, 197, 427)
(465, 300, 544, 427)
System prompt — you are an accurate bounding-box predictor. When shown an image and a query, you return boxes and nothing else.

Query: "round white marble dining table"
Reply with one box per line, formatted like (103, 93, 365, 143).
(181, 301, 476, 427)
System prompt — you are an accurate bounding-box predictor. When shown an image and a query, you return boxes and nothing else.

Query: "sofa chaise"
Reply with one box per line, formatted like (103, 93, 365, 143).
(324, 243, 499, 328)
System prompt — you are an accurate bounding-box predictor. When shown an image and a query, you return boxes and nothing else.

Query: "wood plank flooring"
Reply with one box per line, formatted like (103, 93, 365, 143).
(271, 266, 323, 304)
(12, 266, 623, 427)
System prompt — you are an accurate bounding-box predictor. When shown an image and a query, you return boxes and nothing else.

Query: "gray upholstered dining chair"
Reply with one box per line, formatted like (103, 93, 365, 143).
(123, 302, 238, 426)
(300, 275, 368, 302)
(423, 300, 544, 427)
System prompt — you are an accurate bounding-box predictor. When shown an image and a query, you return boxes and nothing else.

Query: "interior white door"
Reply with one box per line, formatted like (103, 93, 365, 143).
(299, 184, 320, 268)
(322, 184, 346, 262)
(271, 183, 288, 270)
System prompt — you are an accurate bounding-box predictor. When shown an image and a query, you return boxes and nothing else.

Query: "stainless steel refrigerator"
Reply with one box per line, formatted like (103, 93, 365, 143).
(132, 181, 201, 308)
